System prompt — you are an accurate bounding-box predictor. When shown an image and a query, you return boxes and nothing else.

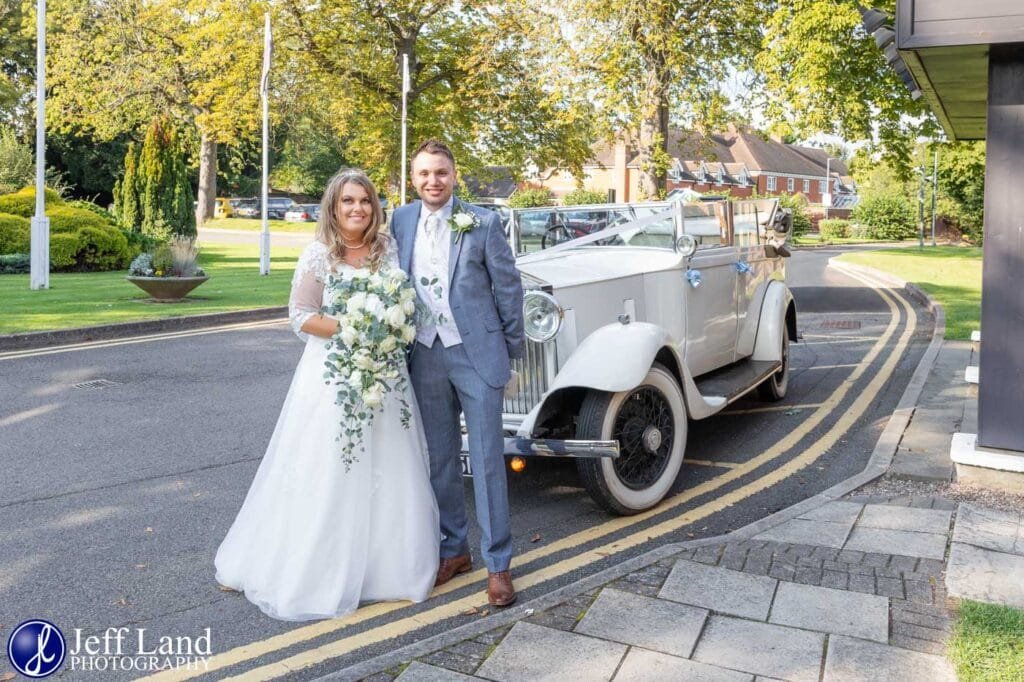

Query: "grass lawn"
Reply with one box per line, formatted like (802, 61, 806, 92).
(0, 242, 302, 334)
(949, 600, 1024, 681)
(205, 217, 316, 233)
(837, 246, 982, 340)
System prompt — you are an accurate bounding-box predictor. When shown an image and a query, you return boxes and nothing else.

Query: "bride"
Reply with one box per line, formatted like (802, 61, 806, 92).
(215, 169, 440, 621)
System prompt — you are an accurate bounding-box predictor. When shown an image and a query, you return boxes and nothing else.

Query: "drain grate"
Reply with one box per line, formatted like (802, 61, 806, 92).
(72, 379, 120, 390)
(821, 319, 862, 330)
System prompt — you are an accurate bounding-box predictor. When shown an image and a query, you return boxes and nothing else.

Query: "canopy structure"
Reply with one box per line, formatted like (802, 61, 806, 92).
(893, 2, 1024, 457)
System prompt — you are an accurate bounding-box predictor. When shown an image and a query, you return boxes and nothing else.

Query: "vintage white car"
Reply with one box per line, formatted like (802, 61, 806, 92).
(474, 198, 797, 516)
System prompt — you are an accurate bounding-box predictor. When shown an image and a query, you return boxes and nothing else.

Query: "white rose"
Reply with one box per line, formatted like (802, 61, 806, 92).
(385, 304, 406, 328)
(348, 369, 363, 387)
(346, 291, 367, 313)
(363, 385, 385, 409)
(401, 324, 417, 344)
(363, 293, 385, 319)
(339, 326, 356, 347)
(402, 298, 415, 315)
(369, 272, 384, 289)
(352, 267, 370, 280)
(354, 352, 374, 370)
(400, 286, 417, 302)
(453, 212, 474, 228)
(379, 336, 397, 354)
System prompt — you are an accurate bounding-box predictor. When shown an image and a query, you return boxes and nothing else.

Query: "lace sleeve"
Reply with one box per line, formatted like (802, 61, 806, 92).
(289, 241, 330, 341)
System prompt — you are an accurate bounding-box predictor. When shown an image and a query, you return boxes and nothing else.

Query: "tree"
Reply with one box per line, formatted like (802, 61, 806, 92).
(115, 142, 141, 231)
(138, 118, 195, 238)
(547, 0, 765, 198)
(0, 1, 33, 128)
(0, 126, 34, 193)
(754, 0, 939, 172)
(936, 141, 985, 242)
(45, 0, 264, 226)
(276, 0, 595, 200)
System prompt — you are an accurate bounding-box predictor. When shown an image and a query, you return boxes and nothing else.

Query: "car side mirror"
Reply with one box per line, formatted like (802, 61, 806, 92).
(773, 208, 793, 234)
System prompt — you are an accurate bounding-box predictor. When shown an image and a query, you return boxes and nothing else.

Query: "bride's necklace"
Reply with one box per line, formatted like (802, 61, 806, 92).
(341, 237, 367, 249)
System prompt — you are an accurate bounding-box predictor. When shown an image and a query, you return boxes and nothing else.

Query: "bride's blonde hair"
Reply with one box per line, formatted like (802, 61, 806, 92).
(316, 168, 389, 270)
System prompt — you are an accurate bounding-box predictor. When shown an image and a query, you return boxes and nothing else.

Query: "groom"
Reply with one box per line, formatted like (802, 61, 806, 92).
(393, 139, 525, 607)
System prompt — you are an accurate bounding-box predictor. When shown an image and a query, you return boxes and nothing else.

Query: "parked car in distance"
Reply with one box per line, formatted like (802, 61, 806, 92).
(233, 199, 259, 219)
(284, 204, 320, 222)
(466, 198, 796, 516)
(232, 197, 297, 220)
(213, 198, 233, 219)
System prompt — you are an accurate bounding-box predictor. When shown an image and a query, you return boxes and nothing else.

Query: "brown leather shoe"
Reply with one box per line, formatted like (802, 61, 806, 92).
(487, 571, 517, 607)
(435, 554, 472, 587)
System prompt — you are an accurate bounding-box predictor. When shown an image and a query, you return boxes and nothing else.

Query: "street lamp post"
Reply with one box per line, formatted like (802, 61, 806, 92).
(30, 0, 49, 290)
(259, 12, 271, 275)
(930, 150, 938, 246)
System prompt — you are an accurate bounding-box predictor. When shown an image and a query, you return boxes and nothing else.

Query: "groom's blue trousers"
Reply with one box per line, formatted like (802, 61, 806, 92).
(409, 338, 512, 573)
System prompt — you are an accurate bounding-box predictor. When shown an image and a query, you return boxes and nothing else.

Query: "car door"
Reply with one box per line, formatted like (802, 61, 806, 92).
(682, 202, 739, 376)
(732, 200, 777, 359)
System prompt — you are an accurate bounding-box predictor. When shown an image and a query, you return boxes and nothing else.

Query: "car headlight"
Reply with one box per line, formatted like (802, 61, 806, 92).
(523, 291, 563, 343)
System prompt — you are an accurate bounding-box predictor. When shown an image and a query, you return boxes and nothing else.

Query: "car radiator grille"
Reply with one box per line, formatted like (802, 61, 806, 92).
(504, 340, 551, 415)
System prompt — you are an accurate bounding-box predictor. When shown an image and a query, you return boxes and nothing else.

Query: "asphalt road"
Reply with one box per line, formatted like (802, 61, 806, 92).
(0, 247, 932, 681)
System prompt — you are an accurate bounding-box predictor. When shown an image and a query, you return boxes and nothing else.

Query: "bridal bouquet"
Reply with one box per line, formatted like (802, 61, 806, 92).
(322, 266, 420, 469)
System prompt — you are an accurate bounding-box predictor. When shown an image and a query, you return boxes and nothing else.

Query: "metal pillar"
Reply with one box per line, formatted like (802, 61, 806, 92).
(29, 0, 49, 290)
(977, 45, 1024, 453)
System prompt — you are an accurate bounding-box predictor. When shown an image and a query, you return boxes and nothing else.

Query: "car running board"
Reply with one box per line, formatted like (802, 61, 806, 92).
(688, 359, 783, 418)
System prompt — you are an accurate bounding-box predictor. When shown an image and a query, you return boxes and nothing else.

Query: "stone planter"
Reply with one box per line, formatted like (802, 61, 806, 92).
(126, 276, 209, 302)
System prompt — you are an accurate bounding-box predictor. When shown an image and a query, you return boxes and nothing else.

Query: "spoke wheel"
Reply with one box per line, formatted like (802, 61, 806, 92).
(758, 324, 790, 401)
(576, 363, 687, 515)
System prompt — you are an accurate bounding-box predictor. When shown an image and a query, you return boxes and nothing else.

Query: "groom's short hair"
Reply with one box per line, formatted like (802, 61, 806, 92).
(412, 139, 455, 166)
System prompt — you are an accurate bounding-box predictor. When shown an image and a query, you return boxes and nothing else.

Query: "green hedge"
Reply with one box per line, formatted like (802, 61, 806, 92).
(818, 219, 851, 240)
(852, 194, 917, 240)
(562, 188, 608, 206)
(0, 212, 30, 253)
(0, 187, 65, 217)
(508, 187, 556, 208)
(50, 233, 79, 269)
(0, 199, 130, 270)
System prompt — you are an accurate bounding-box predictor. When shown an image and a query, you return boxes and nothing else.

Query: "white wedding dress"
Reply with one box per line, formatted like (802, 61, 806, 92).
(214, 239, 440, 621)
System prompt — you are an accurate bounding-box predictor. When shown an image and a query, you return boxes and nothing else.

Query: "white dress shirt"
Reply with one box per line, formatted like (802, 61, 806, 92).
(413, 196, 463, 348)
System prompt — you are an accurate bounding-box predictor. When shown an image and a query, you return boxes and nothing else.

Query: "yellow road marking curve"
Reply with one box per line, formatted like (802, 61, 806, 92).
(142, 270, 914, 681)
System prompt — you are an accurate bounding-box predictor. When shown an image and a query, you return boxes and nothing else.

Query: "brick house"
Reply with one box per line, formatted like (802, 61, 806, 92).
(529, 124, 857, 207)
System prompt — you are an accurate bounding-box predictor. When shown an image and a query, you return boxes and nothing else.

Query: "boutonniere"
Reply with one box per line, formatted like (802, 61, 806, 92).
(448, 208, 479, 243)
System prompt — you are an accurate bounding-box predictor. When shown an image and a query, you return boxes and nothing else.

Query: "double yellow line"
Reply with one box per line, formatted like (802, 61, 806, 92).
(144, 268, 916, 682)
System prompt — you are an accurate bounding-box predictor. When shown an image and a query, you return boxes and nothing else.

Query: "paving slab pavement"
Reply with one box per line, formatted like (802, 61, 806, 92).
(323, 270, 1022, 682)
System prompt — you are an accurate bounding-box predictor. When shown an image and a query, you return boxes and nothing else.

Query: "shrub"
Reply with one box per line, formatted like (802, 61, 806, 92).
(67, 199, 117, 223)
(562, 188, 608, 206)
(47, 205, 117, 234)
(138, 118, 195, 238)
(775, 193, 811, 237)
(0, 187, 65, 217)
(818, 219, 851, 241)
(852, 194, 917, 240)
(508, 187, 556, 208)
(0, 212, 30, 254)
(49, 233, 79, 269)
(75, 226, 130, 270)
(131, 236, 203, 277)
(120, 228, 162, 260)
(0, 128, 34, 195)
(0, 253, 30, 274)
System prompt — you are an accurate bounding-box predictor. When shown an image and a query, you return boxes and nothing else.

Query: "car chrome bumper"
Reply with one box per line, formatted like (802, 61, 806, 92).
(461, 435, 619, 459)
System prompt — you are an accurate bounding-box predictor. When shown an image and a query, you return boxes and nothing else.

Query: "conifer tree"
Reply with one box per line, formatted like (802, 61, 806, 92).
(115, 142, 141, 231)
(138, 119, 196, 238)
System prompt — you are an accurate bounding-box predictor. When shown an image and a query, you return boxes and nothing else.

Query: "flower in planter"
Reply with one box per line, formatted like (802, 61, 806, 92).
(129, 237, 204, 277)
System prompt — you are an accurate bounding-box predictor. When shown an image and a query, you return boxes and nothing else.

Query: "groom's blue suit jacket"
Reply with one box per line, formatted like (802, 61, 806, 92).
(392, 198, 525, 389)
